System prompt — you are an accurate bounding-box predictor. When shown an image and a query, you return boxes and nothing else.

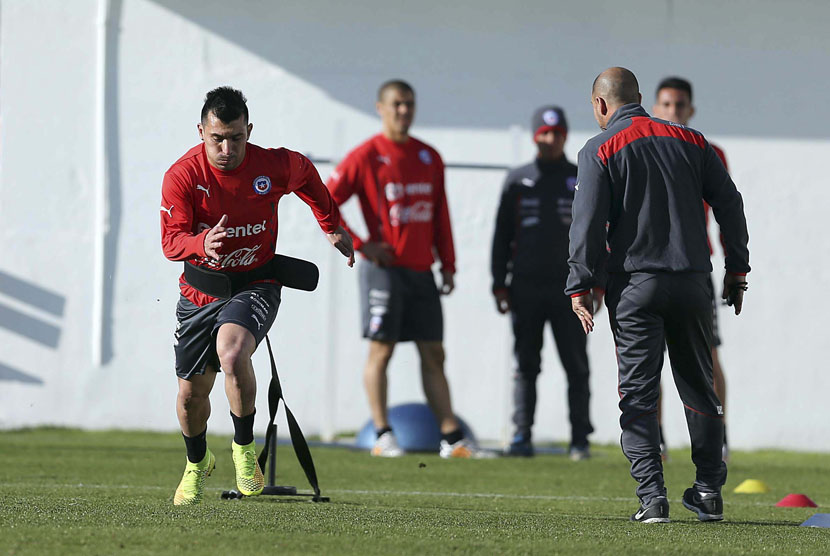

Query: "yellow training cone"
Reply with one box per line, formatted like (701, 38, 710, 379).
(734, 479, 770, 494)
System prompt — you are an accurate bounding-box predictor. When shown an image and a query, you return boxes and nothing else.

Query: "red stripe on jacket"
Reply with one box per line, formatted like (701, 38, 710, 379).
(597, 117, 705, 165)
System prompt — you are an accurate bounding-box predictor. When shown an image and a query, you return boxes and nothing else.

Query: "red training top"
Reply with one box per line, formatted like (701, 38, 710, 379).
(326, 133, 455, 273)
(161, 143, 341, 307)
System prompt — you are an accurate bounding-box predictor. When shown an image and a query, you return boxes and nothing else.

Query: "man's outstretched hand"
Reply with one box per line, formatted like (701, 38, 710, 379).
(572, 292, 595, 335)
(204, 214, 228, 261)
(327, 225, 355, 267)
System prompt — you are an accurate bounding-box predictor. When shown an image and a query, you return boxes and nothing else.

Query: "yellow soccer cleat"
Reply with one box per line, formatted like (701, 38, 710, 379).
(173, 449, 215, 506)
(231, 440, 265, 496)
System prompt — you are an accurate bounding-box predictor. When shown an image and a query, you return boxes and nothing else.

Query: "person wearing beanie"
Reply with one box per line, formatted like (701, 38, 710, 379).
(491, 105, 599, 459)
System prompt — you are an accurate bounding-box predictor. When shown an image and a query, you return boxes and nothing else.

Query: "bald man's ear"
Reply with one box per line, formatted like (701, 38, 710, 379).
(596, 97, 608, 116)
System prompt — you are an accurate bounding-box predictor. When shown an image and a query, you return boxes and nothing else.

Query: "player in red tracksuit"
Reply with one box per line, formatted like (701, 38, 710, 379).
(327, 79, 489, 459)
(652, 77, 732, 462)
(161, 86, 353, 505)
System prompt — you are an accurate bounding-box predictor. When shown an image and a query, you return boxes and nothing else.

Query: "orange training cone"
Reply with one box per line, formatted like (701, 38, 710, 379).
(776, 494, 818, 508)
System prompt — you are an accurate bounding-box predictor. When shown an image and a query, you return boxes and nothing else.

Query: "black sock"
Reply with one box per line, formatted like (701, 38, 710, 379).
(441, 428, 464, 445)
(375, 426, 392, 439)
(183, 429, 207, 464)
(231, 410, 255, 446)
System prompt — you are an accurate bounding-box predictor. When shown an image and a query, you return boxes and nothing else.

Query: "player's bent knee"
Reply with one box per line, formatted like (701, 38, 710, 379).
(217, 345, 247, 374)
(215, 326, 255, 372)
(177, 388, 209, 413)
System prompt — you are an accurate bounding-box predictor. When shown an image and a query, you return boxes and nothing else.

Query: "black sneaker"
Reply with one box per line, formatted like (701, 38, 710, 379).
(504, 433, 534, 457)
(682, 488, 723, 521)
(568, 443, 590, 461)
(630, 496, 670, 523)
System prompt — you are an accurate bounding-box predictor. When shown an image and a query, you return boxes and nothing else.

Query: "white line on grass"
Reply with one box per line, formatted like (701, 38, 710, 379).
(330, 488, 633, 503)
(6, 483, 779, 507)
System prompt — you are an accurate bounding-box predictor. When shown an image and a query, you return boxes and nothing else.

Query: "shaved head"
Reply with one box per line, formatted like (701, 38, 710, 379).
(589, 67, 642, 130)
(592, 67, 640, 106)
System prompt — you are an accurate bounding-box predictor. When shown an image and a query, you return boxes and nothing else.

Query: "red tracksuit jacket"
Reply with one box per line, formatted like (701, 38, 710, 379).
(161, 143, 340, 306)
(326, 133, 455, 273)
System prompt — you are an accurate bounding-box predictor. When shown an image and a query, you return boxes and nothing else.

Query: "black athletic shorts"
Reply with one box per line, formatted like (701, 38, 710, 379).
(173, 284, 281, 380)
(359, 261, 443, 342)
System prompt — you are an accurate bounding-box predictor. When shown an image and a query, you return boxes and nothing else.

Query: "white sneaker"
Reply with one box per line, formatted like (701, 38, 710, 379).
(439, 438, 496, 459)
(371, 431, 404, 457)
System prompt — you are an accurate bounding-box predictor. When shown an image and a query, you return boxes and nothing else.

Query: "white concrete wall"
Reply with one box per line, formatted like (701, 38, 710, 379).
(1, 0, 828, 451)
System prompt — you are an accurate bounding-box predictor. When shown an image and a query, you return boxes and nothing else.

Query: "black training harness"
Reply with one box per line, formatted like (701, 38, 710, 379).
(184, 256, 325, 501)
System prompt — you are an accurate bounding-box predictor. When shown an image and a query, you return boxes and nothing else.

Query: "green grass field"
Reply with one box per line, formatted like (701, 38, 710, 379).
(1, 428, 828, 555)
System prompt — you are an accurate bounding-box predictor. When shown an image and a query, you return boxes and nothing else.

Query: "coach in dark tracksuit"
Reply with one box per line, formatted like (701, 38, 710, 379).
(491, 106, 594, 459)
(567, 68, 749, 523)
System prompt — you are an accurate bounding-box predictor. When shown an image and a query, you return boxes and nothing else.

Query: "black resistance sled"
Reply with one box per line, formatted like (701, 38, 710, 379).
(184, 256, 329, 503)
(220, 337, 329, 503)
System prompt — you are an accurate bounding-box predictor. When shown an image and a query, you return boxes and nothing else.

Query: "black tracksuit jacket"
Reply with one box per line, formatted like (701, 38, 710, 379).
(492, 157, 578, 291)
(566, 104, 750, 295)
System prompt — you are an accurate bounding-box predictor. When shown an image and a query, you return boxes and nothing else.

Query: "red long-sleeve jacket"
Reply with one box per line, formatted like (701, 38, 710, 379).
(326, 134, 455, 273)
(161, 143, 340, 306)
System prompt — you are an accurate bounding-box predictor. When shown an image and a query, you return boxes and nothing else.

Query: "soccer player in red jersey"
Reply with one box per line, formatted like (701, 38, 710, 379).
(161, 87, 353, 505)
(327, 80, 488, 459)
(652, 77, 732, 462)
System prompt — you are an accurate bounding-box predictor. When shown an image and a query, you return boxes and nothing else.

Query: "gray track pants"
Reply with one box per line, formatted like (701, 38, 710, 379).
(605, 271, 726, 504)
